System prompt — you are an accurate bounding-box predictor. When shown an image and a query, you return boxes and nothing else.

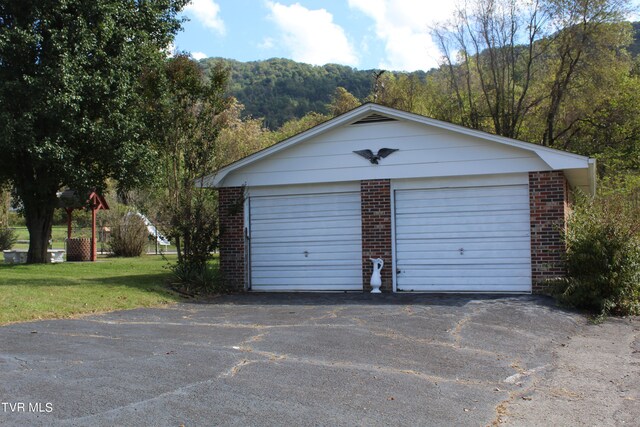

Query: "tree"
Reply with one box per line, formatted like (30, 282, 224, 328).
(0, 0, 186, 262)
(216, 99, 275, 167)
(431, 0, 632, 144)
(0, 185, 9, 227)
(541, 0, 632, 146)
(328, 87, 361, 115)
(271, 111, 332, 142)
(432, 0, 552, 137)
(143, 54, 230, 273)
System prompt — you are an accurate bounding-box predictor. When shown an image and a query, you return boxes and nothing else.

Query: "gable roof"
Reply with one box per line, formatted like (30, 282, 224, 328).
(205, 103, 596, 194)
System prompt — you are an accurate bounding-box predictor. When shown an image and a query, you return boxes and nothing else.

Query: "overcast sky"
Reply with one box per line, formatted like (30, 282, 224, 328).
(173, 0, 640, 72)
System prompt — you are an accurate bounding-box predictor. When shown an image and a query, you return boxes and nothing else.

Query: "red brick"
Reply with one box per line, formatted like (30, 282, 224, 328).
(361, 179, 393, 292)
(529, 171, 568, 294)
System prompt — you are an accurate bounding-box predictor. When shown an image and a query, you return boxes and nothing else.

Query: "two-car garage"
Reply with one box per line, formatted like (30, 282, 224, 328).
(212, 104, 594, 294)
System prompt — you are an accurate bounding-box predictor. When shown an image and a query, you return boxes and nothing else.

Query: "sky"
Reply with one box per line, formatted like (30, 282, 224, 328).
(173, 0, 640, 72)
(173, 0, 458, 72)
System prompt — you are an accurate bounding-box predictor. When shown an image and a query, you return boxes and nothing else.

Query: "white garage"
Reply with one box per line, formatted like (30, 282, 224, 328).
(394, 183, 532, 292)
(211, 103, 596, 294)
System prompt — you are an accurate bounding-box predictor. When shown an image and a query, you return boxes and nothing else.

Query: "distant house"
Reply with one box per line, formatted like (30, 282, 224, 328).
(204, 103, 595, 294)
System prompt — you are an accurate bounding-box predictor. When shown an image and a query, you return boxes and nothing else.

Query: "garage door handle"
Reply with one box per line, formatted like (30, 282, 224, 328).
(396, 269, 401, 274)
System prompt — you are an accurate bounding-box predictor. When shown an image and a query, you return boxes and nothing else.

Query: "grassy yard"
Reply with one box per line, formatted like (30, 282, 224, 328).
(0, 255, 185, 325)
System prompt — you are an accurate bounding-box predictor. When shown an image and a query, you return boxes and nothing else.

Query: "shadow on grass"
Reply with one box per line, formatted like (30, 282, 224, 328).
(0, 269, 181, 302)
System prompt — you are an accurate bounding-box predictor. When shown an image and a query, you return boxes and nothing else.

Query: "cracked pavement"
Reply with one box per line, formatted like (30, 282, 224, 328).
(0, 293, 637, 426)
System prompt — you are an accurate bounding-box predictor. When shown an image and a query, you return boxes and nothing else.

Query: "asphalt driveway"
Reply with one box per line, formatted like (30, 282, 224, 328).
(0, 294, 637, 426)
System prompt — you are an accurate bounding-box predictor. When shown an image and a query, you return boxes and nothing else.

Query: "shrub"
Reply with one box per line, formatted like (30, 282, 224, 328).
(0, 227, 17, 250)
(108, 212, 148, 257)
(551, 193, 640, 316)
(169, 262, 225, 295)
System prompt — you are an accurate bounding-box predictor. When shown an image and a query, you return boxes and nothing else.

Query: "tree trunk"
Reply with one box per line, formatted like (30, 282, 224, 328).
(22, 191, 56, 264)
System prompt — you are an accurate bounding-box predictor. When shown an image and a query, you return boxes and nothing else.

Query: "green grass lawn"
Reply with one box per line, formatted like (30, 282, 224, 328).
(0, 255, 185, 325)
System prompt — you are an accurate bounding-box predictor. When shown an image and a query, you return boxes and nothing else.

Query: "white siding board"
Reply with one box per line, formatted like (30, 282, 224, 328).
(225, 157, 549, 187)
(249, 191, 362, 291)
(221, 121, 551, 187)
(395, 184, 532, 293)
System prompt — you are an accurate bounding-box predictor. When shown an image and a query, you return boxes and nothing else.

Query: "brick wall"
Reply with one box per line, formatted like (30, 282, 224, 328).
(361, 179, 393, 292)
(218, 186, 245, 291)
(529, 171, 569, 293)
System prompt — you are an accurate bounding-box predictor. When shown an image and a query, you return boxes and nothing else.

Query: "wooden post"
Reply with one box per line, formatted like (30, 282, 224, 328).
(65, 208, 73, 239)
(91, 206, 97, 262)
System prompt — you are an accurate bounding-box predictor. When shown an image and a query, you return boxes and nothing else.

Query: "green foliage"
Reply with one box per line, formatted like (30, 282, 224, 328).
(552, 193, 640, 316)
(143, 55, 229, 290)
(108, 212, 148, 258)
(329, 87, 361, 115)
(201, 58, 375, 128)
(272, 111, 332, 141)
(0, 0, 187, 262)
(215, 99, 275, 168)
(0, 227, 17, 251)
(169, 261, 225, 295)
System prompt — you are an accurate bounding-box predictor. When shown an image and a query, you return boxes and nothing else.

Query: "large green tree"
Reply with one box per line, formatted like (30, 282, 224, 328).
(0, 0, 186, 262)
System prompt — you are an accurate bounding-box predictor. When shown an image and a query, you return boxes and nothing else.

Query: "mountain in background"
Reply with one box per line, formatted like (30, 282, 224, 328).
(201, 57, 426, 129)
(202, 22, 640, 129)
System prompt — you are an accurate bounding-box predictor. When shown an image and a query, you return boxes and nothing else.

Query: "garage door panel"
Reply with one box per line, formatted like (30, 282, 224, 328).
(395, 203, 530, 215)
(394, 238, 530, 252)
(397, 221, 530, 235)
(396, 249, 531, 259)
(251, 204, 361, 219)
(251, 217, 360, 232)
(251, 233, 361, 244)
(247, 284, 362, 292)
(250, 243, 361, 255)
(250, 192, 362, 291)
(396, 185, 527, 200)
(397, 230, 529, 240)
(395, 211, 529, 226)
(252, 251, 363, 262)
(397, 257, 530, 266)
(252, 276, 362, 286)
(252, 198, 360, 209)
(395, 184, 531, 293)
(252, 213, 359, 225)
(253, 268, 362, 279)
(398, 276, 531, 286)
(398, 192, 524, 207)
(397, 283, 532, 292)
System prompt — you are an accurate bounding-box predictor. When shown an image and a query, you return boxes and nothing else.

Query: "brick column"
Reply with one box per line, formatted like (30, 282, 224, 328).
(218, 187, 245, 291)
(529, 171, 569, 293)
(361, 179, 393, 292)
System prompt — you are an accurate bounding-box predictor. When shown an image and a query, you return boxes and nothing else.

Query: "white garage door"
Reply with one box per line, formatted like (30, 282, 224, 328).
(249, 192, 362, 291)
(395, 185, 531, 293)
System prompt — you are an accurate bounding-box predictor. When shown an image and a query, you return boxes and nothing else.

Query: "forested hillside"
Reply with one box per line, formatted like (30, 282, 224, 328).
(202, 20, 640, 132)
(200, 57, 426, 128)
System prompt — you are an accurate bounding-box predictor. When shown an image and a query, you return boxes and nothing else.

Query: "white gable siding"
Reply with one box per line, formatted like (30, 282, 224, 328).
(220, 120, 550, 187)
